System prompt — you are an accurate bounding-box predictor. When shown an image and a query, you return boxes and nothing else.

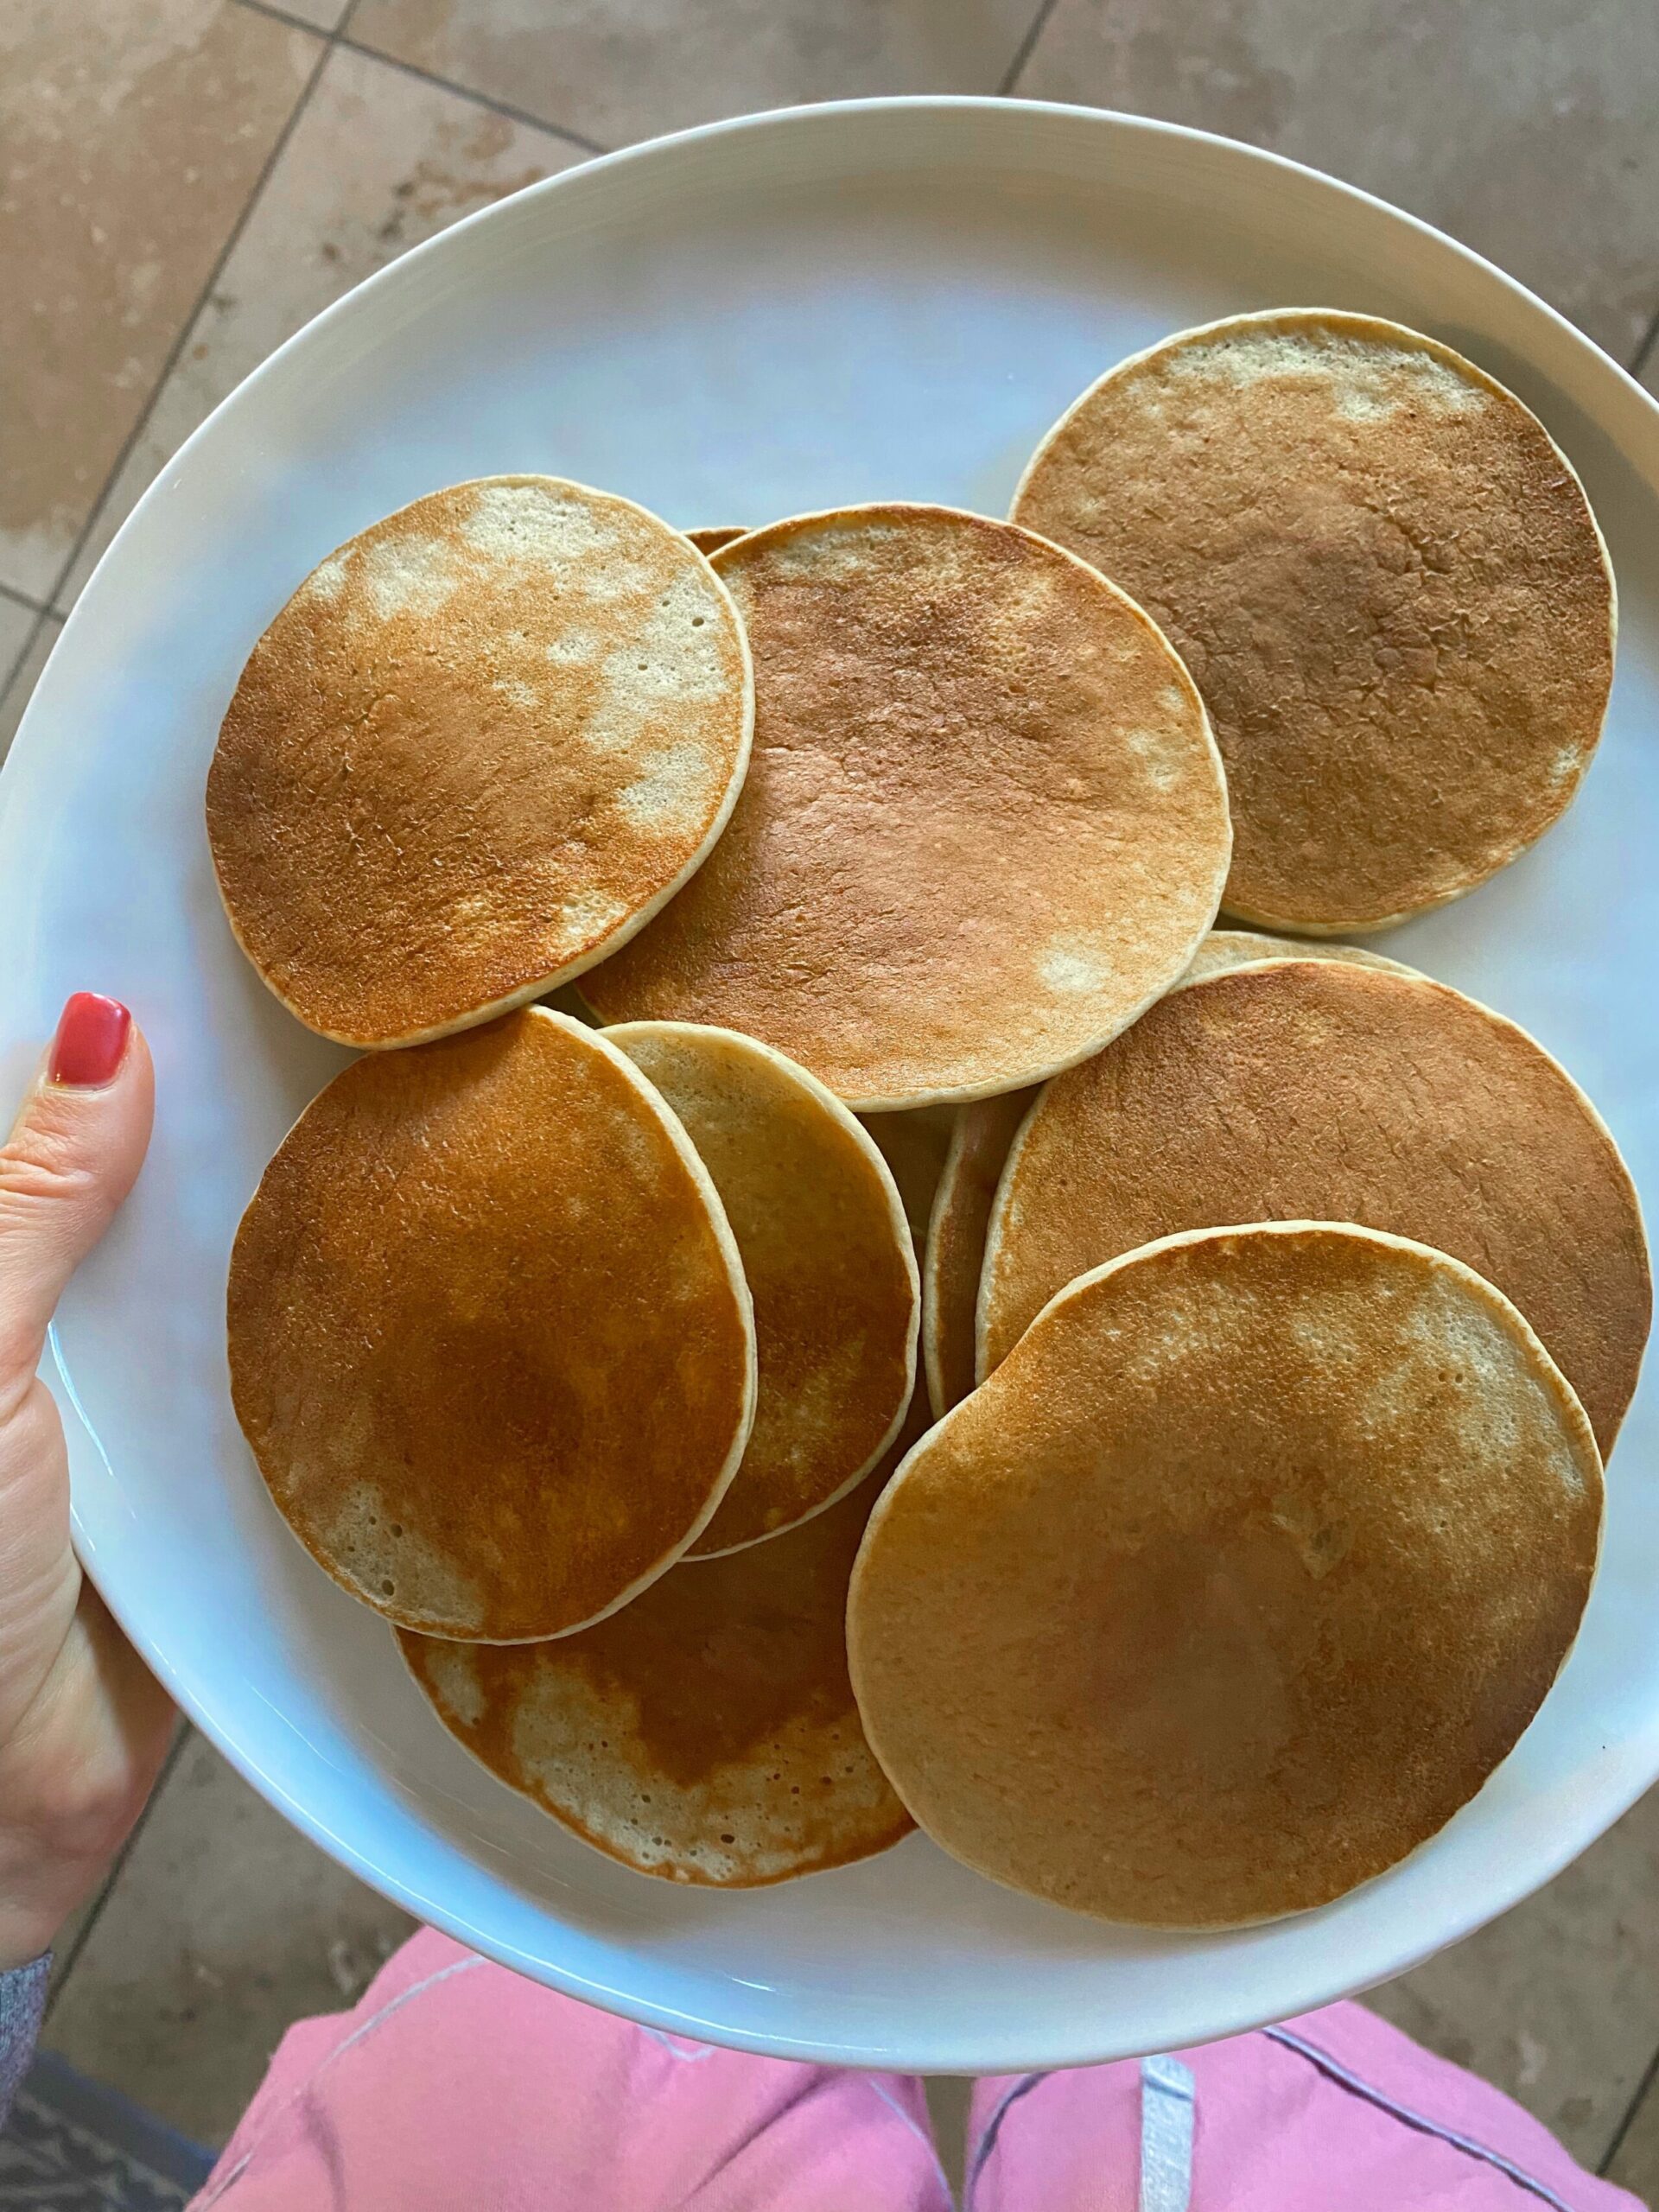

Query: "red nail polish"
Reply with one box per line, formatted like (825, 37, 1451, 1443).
(48, 993, 132, 1088)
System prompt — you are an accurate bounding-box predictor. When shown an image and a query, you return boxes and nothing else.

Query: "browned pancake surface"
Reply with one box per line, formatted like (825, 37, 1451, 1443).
(1014, 311, 1615, 932)
(980, 961, 1650, 1455)
(402, 1472, 912, 1885)
(228, 1008, 754, 1639)
(208, 477, 752, 1046)
(687, 526, 749, 552)
(925, 939, 1414, 1419)
(608, 1024, 917, 1554)
(851, 1223, 1603, 1926)
(585, 504, 1230, 1106)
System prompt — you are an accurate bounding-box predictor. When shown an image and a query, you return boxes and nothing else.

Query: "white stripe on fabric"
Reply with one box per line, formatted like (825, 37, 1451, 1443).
(638, 2025, 721, 2063)
(1139, 2055, 1196, 2212)
(868, 2079, 957, 2209)
(194, 1956, 486, 2206)
(1264, 2026, 1578, 2211)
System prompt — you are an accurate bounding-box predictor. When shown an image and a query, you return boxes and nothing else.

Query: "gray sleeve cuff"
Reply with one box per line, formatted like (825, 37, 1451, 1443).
(0, 1955, 49, 2133)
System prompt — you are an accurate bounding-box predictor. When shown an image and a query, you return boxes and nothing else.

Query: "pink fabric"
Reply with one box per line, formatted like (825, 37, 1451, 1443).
(194, 1929, 1642, 2211)
(969, 2002, 1642, 2210)
(193, 1928, 950, 2211)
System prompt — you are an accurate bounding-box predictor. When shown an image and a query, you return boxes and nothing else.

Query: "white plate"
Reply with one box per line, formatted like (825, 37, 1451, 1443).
(5, 99, 1657, 2074)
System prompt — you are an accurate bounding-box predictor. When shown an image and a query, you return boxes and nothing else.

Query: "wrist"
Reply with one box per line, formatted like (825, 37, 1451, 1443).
(0, 1859, 72, 1974)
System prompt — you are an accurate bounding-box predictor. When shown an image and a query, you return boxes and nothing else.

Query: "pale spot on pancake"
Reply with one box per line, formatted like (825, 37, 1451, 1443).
(459, 478, 613, 567)
(493, 677, 537, 709)
(304, 553, 348, 602)
(602, 578, 734, 709)
(325, 1481, 486, 1632)
(618, 742, 715, 833)
(759, 520, 909, 584)
(1040, 940, 1110, 994)
(420, 1638, 486, 1728)
(1167, 328, 1489, 422)
(559, 887, 629, 944)
(1268, 1491, 1352, 1579)
(359, 531, 464, 621)
(1127, 726, 1183, 791)
(546, 627, 601, 667)
(578, 555, 658, 604)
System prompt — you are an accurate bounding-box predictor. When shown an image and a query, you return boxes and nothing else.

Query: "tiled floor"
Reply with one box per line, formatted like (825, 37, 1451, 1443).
(5, 0, 1659, 2191)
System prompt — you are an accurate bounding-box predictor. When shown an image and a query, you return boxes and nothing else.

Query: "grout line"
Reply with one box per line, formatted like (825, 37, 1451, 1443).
(0, 581, 47, 619)
(333, 30, 607, 156)
(998, 0, 1064, 97)
(231, 0, 335, 33)
(1629, 300, 1659, 386)
(44, 20, 338, 618)
(1599, 2040, 1659, 2177)
(43, 1725, 196, 2023)
(0, 609, 51, 719)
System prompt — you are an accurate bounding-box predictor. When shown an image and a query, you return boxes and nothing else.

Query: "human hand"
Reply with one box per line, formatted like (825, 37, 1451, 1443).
(0, 995, 173, 1971)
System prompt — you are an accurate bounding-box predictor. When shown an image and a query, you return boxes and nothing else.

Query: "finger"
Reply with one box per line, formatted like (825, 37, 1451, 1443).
(0, 996, 154, 1388)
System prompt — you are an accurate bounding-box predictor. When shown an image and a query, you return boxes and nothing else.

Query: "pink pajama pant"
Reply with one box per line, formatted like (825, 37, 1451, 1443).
(191, 1928, 1640, 2210)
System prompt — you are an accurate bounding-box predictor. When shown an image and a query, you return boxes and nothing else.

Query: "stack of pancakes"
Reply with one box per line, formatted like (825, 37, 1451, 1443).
(213, 312, 1649, 1923)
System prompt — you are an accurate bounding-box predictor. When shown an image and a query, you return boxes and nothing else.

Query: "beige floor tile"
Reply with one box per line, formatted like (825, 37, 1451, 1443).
(924, 2076, 972, 2201)
(0, 0, 320, 605)
(0, 613, 62, 764)
(1366, 1785, 1659, 2169)
(0, 596, 38, 696)
(43, 1729, 417, 2146)
(281, 0, 356, 29)
(1016, 0, 1659, 365)
(44, 1725, 192, 1995)
(1605, 2065, 1659, 2199)
(346, 0, 1042, 151)
(58, 42, 582, 609)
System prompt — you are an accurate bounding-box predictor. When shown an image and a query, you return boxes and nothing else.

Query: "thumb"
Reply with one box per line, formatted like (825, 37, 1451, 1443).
(0, 996, 153, 1385)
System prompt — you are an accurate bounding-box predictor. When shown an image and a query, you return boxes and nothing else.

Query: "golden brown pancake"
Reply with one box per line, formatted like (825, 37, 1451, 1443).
(919, 936, 1414, 1418)
(687, 526, 749, 553)
(584, 504, 1231, 1107)
(228, 1008, 756, 1640)
(1178, 927, 1416, 988)
(401, 1471, 913, 1886)
(922, 1090, 1034, 1419)
(607, 1022, 917, 1554)
(850, 1221, 1603, 1927)
(208, 477, 753, 1047)
(1014, 310, 1616, 934)
(979, 960, 1650, 1455)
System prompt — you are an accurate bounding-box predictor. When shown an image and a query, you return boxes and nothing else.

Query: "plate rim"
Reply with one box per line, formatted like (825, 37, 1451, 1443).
(16, 92, 1659, 2071)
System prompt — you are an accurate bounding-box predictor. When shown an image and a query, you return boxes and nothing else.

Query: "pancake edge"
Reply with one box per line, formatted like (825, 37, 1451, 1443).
(605, 1018, 921, 1556)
